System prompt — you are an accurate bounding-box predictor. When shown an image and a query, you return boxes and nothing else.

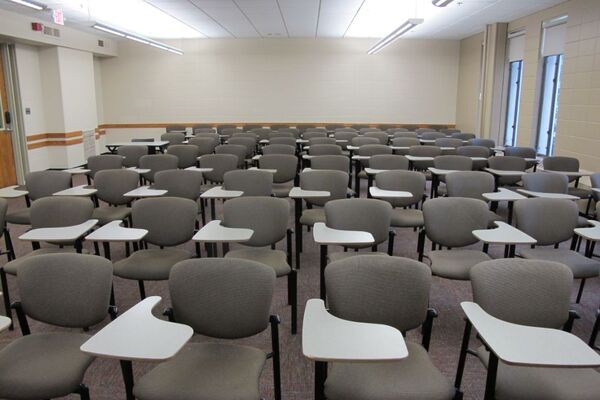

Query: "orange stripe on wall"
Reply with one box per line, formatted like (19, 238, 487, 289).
(27, 138, 83, 150)
(26, 130, 83, 142)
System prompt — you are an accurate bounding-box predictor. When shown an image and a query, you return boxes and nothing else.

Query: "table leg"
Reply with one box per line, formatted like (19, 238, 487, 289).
(484, 352, 498, 400)
(354, 160, 361, 198)
(507, 202, 514, 225)
(320, 245, 328, 300)
(102, 242, 111, 260)
(431, 174, 437, 198)
(315, 361, 327, 400)
(119, 360, 135, 400)
(367, 175, 373, 198)
(294, 199, 302, 269)
(508, 244, 516, 258)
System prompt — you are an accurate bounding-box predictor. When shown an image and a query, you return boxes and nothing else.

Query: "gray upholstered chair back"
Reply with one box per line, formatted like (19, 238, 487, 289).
(223, 196, 289, 246)
(357, 144, 392, 157)
(30, 197, 94, 229)
(217, 125, 237, 134)
(192, 132, 220, 147)
(456, 145, 489, 158)
(215, 144, 247, 168)
(309, 137, 336, 146)
(166, 125, 186, 132)
(335, 127, 357, 133)
(221, 127, 243, 136)
(421, 131, 446, 140)
(325, 199, 392, 247)
(591, 172, 600, 201)
(231, 132, 258, 143)
(452, 133, 476, 140)
(198, 154, 238, 183)
(375, 170, 425, 207)
(167, 144, 200, 169)
(392, 131, 418, 139)
(416, 128, 435, 134)
(514, 198, 577, 245)
(223, 170, 273, 197)
(522, 172, 568, 193)
(25, 170, 72, 200)
(543, 156, 579, 172)
(388, 128, 408, 133)
(303, 131, 327, 140)
(94, 169, 139, 205)
(18, 253, 112, 328)
(310, 155, 350, 173)
(259, 154, 297, 183)
(251, 129, 271, 141)
(132, 197, 197, 246)
(87, 155, 124, 178)
(139, 154, 179, 182)
(446, 171, 494, 200)
(369, 155, 409, 171)
(423, 197, 489, 247)
(154, 170, 204, 200)
(262, 144, 296, 155)
(487, 155, 526, 171)
(468, 138, 495, 148)
(441, 128, 461, 134)
(161, 132, 186, 145)
(269, 131, 294, 139)
(351, 136, 379, 147)
(434, 138, 463, 148)
(504, 146, 536, 159)
(278, 127, 299, 138)
(309, 144, 342, 156)
(408, 146, 442, 170)
(334, 131, 358, 146)
(193, 127, 215, 134)
(471, 259, 572, 329)
(433, 155, 473, 171)
(188, 136, 218, 155)
(391, 137, 420, 147)
(269, 137, 296, 147)
(0, 198, 6, 232)
(300, 170, 349, 207)
(326, 255, 431, 333)
(361, 128, 381, 134)
(364, 131, 388, 144)
(228, 137, 255, 157)
(170, 258, 275, 338)
(117, 145, 148, 168)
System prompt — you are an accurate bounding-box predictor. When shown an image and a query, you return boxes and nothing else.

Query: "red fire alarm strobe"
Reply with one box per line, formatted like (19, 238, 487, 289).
(31, 22, 43, 32)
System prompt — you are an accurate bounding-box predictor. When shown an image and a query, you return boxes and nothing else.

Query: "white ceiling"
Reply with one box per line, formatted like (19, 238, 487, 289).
(1, 0, 567, 40)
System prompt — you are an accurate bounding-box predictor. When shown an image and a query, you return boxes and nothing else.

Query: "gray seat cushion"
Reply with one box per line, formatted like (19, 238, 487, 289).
(518, 248, 600, 279)
(3, 248, 77, 275)
(568, 186, 591, 199)
(578, 216, 591, 228)
(391, 208, 424, 228)
(429, 250, 491, 280)
(325, 341, 454, 400)
(225, 248, 291, 277)
(0, 333, 94, 400)
(476, 346, 600, 400)
(329, 251, 389, 263)
(113, 248, 192, 280)
(300, 208, 326, 226)
(134, 342, 267, 400)
(92, 206, 131, 225)
(6, 208, 31, 225)
(272, 183, 293, 198)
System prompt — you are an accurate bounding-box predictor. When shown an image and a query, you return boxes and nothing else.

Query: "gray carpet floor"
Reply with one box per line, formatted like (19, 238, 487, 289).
(0, 174, 599, 400)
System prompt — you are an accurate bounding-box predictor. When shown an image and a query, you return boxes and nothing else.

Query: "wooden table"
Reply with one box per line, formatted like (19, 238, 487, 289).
(460, 301, 600, 400)
(303, 298, 408, 400)
(473, 221, 537, 257)
(313, 222, 374, 299)
(81, 296, 194, 400)
(105, 141, 169, 154)
(289, 187, 330, 269)
(20, 219, 98, 252)
(482, 188, 526, 224)
(200, 186, 243, 220)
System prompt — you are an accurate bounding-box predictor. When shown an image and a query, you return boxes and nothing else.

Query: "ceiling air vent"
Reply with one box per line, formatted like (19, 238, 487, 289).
(98, 40, 104, 47)
(42, 26, 60, 37)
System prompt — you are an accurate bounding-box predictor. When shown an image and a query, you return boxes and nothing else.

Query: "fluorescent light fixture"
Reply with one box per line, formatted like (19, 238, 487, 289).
(367, 18, 424, 55)
(57, 0, 204, 39)
(8, 0, 45, 10)
(432, 0, 454, 7)
(93, 23, 184, 55)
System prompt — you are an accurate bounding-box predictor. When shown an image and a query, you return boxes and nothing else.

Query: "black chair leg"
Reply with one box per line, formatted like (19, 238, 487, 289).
(0, 268, 12, 328)
(576, 279, 586, 303)
(289, 270, 297, 335)
(138, 280, 146, 299)
(77, 384, 90, 400)
(589, 309, 600, 348)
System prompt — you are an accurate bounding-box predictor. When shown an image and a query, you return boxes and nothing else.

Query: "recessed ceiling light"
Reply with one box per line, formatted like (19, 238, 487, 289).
(93, 23, 184, 55)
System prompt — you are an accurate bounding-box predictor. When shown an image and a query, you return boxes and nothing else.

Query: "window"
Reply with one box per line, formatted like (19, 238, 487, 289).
(504, 61, 523, 147)
(536, 54, 563, 155)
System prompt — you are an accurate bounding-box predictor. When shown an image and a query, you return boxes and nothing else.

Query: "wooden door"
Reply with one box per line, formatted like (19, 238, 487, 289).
(0, 49, 17, 187)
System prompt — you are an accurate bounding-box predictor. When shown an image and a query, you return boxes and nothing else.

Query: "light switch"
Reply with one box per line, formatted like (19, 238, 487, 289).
(25, 108, 31, 115)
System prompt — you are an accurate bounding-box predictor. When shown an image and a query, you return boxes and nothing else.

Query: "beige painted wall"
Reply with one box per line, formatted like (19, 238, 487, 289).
(99, 38, 460, 125)
(455, 32, 483, 134)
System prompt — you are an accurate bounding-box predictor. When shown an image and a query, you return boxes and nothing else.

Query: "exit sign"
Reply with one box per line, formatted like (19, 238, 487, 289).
(51, 9, 64, 25)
